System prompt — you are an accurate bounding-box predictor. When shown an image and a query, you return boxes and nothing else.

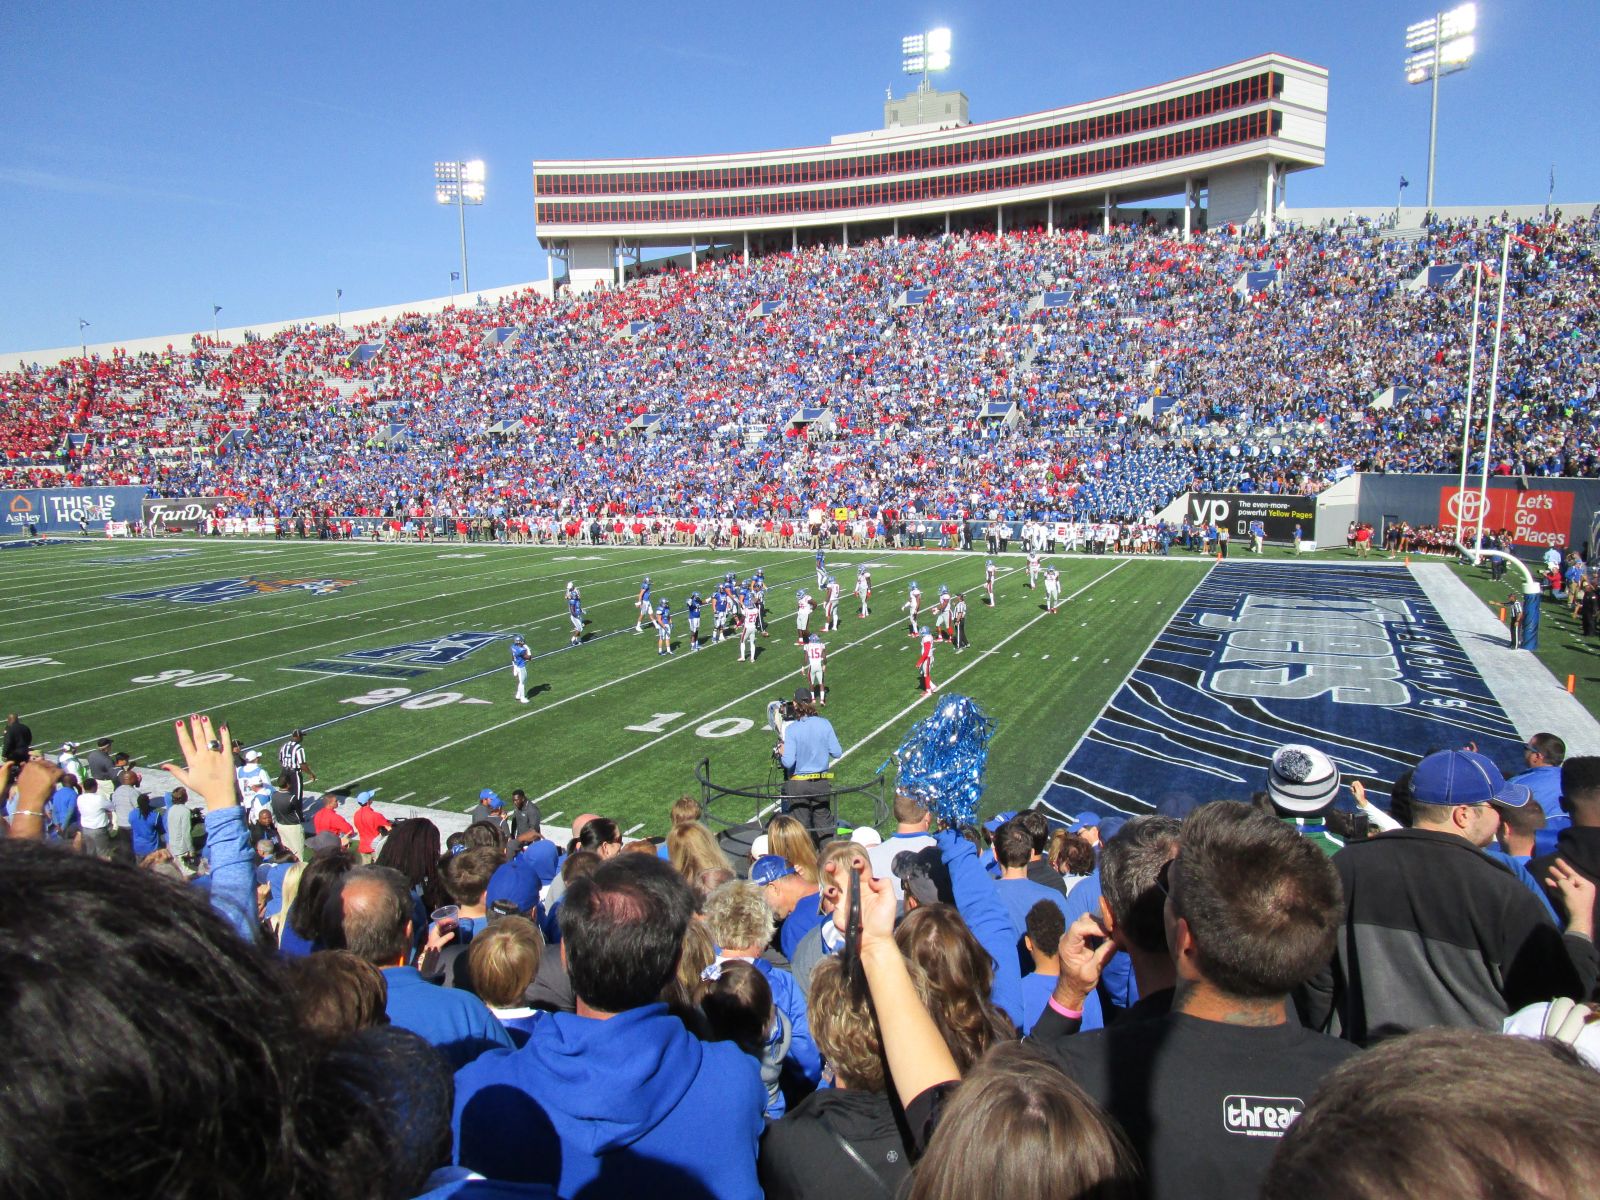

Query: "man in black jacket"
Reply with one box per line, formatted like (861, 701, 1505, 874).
(1531, 755, 1600, 935)
(1305, 748, 1596, 1046)
(2, 713, 31, 766)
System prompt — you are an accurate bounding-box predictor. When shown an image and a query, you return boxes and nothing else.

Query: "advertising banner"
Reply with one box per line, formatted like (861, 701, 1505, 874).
(1, 486, 148, 533)
(1186, 493, 1317, 542)
(1438, 487, 1574, 550)
(142, 496, 233, 531)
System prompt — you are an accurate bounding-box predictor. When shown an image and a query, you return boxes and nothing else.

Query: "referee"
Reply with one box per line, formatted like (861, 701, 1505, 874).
(278, 729, 316, 815)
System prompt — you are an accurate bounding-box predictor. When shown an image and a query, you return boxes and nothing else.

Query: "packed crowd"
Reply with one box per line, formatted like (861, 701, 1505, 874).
(5, 210, 1597, 526)
(4, 707, 1600, 1200)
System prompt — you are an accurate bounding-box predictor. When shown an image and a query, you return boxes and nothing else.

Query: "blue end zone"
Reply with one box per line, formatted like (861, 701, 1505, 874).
(1036, 563, 1522, 822)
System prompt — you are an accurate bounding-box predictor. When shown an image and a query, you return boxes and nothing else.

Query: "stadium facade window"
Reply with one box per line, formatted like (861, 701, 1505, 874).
(535, 112, 1272, 226)
(534, 71, 1276, 201)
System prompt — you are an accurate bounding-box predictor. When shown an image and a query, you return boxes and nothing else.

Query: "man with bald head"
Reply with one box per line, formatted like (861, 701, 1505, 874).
(340, 865, 512, 1068)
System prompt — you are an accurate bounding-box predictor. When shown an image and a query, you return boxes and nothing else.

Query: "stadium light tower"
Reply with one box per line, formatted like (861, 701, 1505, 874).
(901, 27, 952, 124)
(434, 159, 486, 294)
(1404, 3, 1476, 209)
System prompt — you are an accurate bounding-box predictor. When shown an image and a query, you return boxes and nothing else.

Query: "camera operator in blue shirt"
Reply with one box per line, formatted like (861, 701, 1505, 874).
(779, 687, 842, 839)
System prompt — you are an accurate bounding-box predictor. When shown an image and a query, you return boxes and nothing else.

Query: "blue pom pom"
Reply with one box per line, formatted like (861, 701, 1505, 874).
(891, 694, 995, 828)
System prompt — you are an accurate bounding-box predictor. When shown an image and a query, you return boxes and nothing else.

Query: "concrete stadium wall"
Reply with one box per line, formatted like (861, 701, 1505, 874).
(1279, 202, 1598, 228)
(7, 280, 557, 370)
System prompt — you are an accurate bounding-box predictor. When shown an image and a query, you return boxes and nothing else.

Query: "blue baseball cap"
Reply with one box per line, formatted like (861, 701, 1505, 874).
(982, 810, 1019, 834)
(750, 855, 797, 887)
(354, 790, 376, 806)
(1098, 815, 1128, 840)
(479, 789, 503, 808)
(1412, 749, 1529, 808)
(1068, 810, 1102, 833)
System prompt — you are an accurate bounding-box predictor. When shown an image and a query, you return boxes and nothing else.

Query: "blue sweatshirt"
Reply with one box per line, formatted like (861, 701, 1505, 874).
(936, 829, 1025, 1027)
(201, 807, 257, 943)
(453, 1002, 765, 1199)
(383, 965, 514, 1069)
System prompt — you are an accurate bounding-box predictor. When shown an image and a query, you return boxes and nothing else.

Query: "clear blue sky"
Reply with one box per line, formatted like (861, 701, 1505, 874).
(3, 0, 1594, 353)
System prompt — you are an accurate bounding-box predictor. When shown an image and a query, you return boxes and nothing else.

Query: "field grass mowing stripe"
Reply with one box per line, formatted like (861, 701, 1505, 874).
(324, 560, 942, 793)
(1028, 562, 1215, 812)
(835, 559, 1135, 767)
(9, 547, 671, 692)
(82, 555, 832, 740)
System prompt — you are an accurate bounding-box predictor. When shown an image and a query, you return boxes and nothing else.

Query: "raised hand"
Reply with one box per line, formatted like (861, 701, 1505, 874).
(162, 714, 240, 811)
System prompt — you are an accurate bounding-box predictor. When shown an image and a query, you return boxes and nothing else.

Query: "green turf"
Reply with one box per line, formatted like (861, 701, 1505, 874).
(1448, 560, 1600, 715)
(0, 538, 1209, 834)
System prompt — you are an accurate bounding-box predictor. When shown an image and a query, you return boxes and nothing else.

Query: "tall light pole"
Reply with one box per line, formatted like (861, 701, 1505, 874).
(1405, 3, 1477, 210)
(901, 27, 952, 124)
(435, 159, 485, 295)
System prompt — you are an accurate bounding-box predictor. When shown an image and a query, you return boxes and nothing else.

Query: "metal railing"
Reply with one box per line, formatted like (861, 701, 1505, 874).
(695, 756, 889, 832)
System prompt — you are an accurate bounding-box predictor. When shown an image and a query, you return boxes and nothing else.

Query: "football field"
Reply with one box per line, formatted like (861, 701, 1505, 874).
(0, 537, 1210, 835)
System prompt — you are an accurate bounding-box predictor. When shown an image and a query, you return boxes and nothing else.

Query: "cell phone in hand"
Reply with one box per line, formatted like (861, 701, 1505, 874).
(842, 868, 867, 1002)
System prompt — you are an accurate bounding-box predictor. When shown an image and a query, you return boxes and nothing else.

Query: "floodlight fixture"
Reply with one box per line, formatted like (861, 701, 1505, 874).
(1403, 5, 1476, 209)
(901, 26, 952, 86)
(434, 158, 486, 294)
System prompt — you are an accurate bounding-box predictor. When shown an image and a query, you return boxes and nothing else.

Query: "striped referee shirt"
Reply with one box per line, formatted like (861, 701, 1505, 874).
(279, 741, 306, 773)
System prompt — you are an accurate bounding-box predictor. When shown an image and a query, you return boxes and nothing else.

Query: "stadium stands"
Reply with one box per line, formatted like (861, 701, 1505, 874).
(3, 211, 1597, 525)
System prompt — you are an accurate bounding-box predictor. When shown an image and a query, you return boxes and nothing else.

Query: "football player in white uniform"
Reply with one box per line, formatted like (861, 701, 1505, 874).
(794, 589, 815, 644)
(1043, 564, 1061, 613)
(1027, 550, 1041, 589)
(984, 558, 997, 606)
(903, 581, 922, 636)
(933, 585, 953, 642)
(915, 626, 937, 694)
(802, 634, 828, 706)
(738, 594, 760, 662)
(855, 567, 872, 617)
(633, 576, 652, 634)
(823, 574, 841, 631)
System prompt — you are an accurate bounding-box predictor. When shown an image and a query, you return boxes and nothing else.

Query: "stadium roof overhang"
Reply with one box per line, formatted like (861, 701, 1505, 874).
(532, 52, 1326, 248)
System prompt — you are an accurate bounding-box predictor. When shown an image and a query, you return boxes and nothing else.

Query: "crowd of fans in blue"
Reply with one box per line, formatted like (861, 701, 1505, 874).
(4, 709, 1600, 1199)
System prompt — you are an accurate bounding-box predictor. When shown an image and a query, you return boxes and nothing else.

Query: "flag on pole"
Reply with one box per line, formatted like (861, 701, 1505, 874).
(213, 305, 222, 315)
(1399, 176, 1409, 190)
(451, 271, 461, 282)
(337, 288, 343, 299)
(79, 318, 90, 330)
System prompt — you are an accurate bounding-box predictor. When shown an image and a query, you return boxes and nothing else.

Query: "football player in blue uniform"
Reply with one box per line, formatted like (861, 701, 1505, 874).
(634, 576, 652, 634)
(656, 597, 673, 656)
(686, 591, 703, 651)
(510, 634, 531, 704)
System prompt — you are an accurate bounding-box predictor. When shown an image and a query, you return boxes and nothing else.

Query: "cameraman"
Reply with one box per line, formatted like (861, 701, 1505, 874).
(779, 687, 842, 839)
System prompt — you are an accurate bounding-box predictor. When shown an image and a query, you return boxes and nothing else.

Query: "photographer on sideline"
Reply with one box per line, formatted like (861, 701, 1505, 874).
(779, 688, 842, 840)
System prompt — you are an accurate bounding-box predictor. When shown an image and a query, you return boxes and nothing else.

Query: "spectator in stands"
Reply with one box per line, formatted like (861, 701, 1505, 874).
(339, 863, 513, 1068)
(1261, 1028, 1600, 1200)
(992, 820, 1073, 950)
(864, 789, 935, 900)
(466, 915, 544, 1045)
(766, 812, 821, 883)
(758, 955, 922, 1200)
(704, 879, 823, 1113)
(667, 820, 733, 886)
(1531, 755, 1600, 936)
(1305, 748, 1597, 1045)
(452, 854, 766, 1197)
(1017, 899, 1080, 1036)
(1032, 802, 1355, 1200)
(1512, 732, 1567, 819)
(753, 853, 822, 961)
(281, 949, 390, 1040)
(1259, 744, 1347, 856)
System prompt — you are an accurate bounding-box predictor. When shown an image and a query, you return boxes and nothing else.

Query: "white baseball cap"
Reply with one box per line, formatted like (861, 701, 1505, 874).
(750, 834, 770, 860)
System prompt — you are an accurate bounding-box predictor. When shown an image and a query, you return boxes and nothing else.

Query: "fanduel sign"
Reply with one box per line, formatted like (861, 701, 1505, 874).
(2, 486, 148, 533)
(143, 496, 230, 531)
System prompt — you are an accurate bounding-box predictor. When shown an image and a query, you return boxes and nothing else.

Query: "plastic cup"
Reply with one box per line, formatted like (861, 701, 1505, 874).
(430, 904, 459, 934)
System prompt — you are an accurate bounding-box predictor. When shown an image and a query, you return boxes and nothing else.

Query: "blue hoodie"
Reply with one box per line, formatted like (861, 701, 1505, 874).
(453, 1003, 765, 1199)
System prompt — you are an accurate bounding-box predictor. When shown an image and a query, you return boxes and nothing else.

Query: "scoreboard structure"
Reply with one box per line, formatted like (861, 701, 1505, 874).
(533, 53, 1327, 292)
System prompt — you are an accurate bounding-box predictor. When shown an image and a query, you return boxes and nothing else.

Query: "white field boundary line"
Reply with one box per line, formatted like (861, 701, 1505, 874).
(86, 555, 834, 743)
(14, 544, 678, 660)
(1027, 560, 1216, 817)
(836, 560, 1136, 771)
(8, 548, 675, 693)
(324, 557, 954, 795)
